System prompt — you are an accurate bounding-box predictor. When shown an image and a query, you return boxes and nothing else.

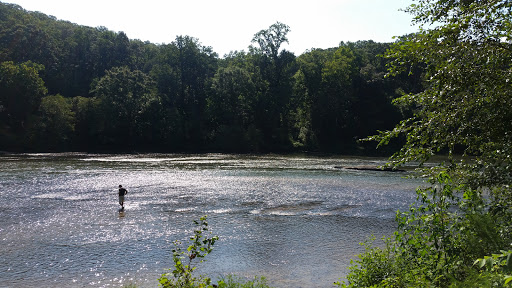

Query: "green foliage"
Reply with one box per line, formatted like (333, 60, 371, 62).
(473, 250, 512, 287)
(32, 94, 75, 151)
(217, 275, 272, 288)
(448, 269, 508, 288)
(251, 22, 290, 60)
(92, 66, 160, 151)
(0, 60, 47, 150)
(0, 61, 47, 128)
(158, 217, 274, 288)
(149, 35, 218, 150)
(352, 1, 512, 287)
(206, 66, 261, 151)
(70, 96, 103, 151)
(371, 0, 512, 186)
(334, 237, 400, 288)
(339, 173, 512, 288)
(159, 216, 219, 288)
(293, 42, 406, 152)
(0, 3, 417, 153)
(314, 45, 358, 151)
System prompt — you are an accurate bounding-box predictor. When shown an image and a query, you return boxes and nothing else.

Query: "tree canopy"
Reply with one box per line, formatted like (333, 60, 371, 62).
(344, 0, 512, 287)
(376, 0, 512, 189)
(0, 60, 47, 147)
(0, 2, 418, 153)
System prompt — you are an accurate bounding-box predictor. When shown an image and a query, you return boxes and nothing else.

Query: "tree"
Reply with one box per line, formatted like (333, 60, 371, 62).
(33, 94, 75, 151)
(378, 0, 512, 189)
(150, 36, 218, 150)
(159, 216, 219, 288)
(0, 61, 47, 140)
(91, 28, 131, 78)
(70, 96, 102, 151)
(207, 66, 260, 151)
(92, 66, 159, 151)
(291, 49, 332, 150)
(316, 45, 358, 151)
(0, 2, 423, 154)
(251, 22, 290, 61)
(345, 1, 512, 286)
(251, 22, 296, 151)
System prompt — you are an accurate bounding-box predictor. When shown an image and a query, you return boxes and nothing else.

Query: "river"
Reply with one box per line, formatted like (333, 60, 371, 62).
(0, 153, 422, 287)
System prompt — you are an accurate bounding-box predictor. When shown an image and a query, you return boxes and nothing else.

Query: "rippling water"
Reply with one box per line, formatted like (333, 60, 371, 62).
(0, 153, 421, 288)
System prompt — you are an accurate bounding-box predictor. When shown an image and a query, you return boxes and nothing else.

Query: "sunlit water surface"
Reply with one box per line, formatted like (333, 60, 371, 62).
(0, 154, 422, 288)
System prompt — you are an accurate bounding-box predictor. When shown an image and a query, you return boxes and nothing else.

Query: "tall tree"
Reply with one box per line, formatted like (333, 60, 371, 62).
(70, 96, 102, 151)
(380, 0, 512, 188)
(252, 22, 290, 61)
(346, 1, 512, 286)
(0, 61, 47, 137)
(315, 45, 358, 151)
(0, 2, 420, 154)
(92, 66, 159, 151)
(32, 94, 75, 151)
(291, 49, 332, 150)
(207, 66, 260, 151)
(151, 35, 218, 149)
(251, 22, 296, 150)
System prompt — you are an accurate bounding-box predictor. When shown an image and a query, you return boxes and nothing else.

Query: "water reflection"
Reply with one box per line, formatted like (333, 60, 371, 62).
(0, 153, 421, 288)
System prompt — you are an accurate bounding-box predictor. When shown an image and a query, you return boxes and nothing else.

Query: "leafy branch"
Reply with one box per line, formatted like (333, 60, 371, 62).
(159, 216, 219, 288)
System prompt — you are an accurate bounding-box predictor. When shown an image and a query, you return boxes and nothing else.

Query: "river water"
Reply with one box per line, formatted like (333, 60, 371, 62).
(0, 153, 422, 288)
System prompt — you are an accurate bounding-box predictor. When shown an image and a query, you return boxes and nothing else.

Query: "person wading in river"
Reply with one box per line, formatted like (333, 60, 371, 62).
(118, 185, 128, 209)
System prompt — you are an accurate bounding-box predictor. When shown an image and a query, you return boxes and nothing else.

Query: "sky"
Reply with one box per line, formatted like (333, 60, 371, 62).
(5, 0, 418, 57)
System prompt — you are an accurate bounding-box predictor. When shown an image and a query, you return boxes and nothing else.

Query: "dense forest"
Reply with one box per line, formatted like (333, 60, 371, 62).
(2, 1, 512, 287)
(0, 2, 421, 153)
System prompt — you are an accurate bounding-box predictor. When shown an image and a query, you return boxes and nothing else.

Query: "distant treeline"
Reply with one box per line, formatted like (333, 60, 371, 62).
(0, 2, 422, 153)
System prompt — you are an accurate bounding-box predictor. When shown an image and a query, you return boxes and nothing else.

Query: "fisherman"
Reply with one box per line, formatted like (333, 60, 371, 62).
(118, 185, 128, 209)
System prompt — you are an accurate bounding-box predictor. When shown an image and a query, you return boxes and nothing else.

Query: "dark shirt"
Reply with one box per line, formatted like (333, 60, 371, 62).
(118, 187, 127, 196)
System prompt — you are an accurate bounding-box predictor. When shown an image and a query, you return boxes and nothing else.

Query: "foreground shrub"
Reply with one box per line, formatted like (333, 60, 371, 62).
(159, 216, 219, 288)
(158, 216, 273, 288)
(218, 275, 272, 288)
(337, 173, 512, 288)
